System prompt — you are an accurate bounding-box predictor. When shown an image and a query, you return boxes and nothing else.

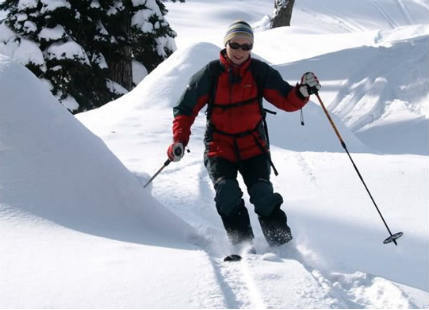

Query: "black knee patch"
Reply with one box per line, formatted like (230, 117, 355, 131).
(248, 179, 283, 217)
(214, 178, 243, 217)
(220, 203, 254, 245)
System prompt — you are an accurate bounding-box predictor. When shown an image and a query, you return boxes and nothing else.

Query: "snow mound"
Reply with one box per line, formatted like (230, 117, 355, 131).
(267, 100, 368, 153)
(0, 55, 194, 245)
(83, 42, 367, 153)
(113, 42, 219, 111)
(330, 36, 429, 130)
(277, 35, 429, 155)
(78, 42, 220, 128)
(0, 58, 214, 310)
(293, 0, 429, 33)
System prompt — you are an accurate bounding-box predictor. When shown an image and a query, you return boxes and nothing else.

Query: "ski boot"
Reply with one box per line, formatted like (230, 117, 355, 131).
(220, 201, 254, 246)
(258, 205, 293, 247)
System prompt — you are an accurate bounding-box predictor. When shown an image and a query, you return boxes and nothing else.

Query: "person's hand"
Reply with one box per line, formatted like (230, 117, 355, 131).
(167, 142, 184, 162)
(299, 72, 321, 97)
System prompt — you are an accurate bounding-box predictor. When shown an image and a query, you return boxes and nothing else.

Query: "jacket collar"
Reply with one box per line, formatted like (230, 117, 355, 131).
(220, 49, 252, 75)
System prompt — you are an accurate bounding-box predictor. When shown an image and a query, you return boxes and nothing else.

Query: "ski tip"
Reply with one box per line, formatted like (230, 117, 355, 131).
(224, 254, 242, 262)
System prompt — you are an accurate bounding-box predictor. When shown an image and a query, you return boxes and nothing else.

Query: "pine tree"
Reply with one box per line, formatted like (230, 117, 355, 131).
(0, 0, 177, 113)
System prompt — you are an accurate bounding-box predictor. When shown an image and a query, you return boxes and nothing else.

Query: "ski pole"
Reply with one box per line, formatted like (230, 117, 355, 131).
(315, 92, 403, 246)
(143, 159, 171, 188)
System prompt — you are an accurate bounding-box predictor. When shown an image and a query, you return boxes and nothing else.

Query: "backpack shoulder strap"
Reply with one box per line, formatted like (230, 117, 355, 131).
(249, 58, 269, 114)
(249, 59, 279, 175)
(249, 58, 267, 97)
(206, 59, 224, 119)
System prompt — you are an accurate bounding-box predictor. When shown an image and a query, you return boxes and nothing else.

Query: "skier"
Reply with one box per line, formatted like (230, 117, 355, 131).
(167, 20, 321, 248)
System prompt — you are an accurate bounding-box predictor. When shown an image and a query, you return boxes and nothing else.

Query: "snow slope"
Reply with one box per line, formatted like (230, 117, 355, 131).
(1, 0, 429, 307)
(277, 34, 429, 155)
(0, 56, 224, 307)
(167, 0, 429, 50)
(78, 43, 429, 309)
(167, 0, 429, 155)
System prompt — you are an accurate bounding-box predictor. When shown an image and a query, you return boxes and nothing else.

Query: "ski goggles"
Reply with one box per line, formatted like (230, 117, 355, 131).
(228, 41, 253, 51)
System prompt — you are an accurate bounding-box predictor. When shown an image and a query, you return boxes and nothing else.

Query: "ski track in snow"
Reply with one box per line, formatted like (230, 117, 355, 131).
(282, 246, 416, 309)
(151, 152, 423, 308)
(209, 255, 265, 309)
(295, 153, 319, 186)
(298, 8, 365, 33)
(196, 233, 417, 308)
(142, 138, 429, 308)
(371, 0, 399, 29)
(395, 0, 413, 25)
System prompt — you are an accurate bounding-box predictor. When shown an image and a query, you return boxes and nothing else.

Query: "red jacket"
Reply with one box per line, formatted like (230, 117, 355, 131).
(172, 50, 308, 162)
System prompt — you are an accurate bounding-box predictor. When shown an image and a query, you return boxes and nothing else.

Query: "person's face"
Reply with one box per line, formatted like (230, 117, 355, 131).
(226, 35, 253, 65)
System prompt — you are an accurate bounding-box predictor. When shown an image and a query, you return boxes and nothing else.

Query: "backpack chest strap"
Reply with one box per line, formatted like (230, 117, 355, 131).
(209, 119, 263, 138)
(210, 96, 259, 111)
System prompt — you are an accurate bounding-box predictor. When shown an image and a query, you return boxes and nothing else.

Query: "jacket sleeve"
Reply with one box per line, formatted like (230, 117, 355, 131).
(261, 63, 309, 112)
(171, 64, 212, 145)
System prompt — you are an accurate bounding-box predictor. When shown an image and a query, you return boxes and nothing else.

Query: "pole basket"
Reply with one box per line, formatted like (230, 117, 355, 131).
(383, 232, 403, 245)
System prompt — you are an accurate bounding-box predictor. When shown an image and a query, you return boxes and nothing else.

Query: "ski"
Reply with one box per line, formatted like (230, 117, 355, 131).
(223, 246, 258, 262)
(223, 254, 242, 262)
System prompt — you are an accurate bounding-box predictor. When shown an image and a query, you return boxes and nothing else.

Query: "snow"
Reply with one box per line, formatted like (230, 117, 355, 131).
(60, 95, 79, 111)
(0, 54, 207, 307)
(22, 20, 36, 33)
(106, 79, 128, 96)
(90, 0, 100, 9)
(17, 0, 38, 10)
(144, 0, 163, 16)
(275, 34, 429, 154)
(0, 21, 42, 67)
(38, 25, 65, 41)
(96, 21, 108, 36)
(4, 37, 44, 66)
(93, 51, 107, 69)
(132, 0, 148, 6)
(16, 12, 27, 22)
(40, 0, 70, 14)
(155, 35, 176, 57)
(1, 0, 429, 308)
(106, 1, 125, 16)
(46, 40, 90, 65)
(132, 59, 148, 85)
(132, 9, 157, 33)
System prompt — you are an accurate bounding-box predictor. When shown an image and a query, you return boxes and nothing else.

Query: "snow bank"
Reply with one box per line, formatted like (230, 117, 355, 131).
(3, 0, 427, 306)
(0, 55, 194, 245)
(166, 0, 429, 50)
(119, 42, 220, 110)
(277, 35, 429, 155)
(83, 42, 367, 153)
(77, 7, 429, 306)
(293, 0, 429, 32)
(265, 101, 367, 153)
(0, 55, 225, 308)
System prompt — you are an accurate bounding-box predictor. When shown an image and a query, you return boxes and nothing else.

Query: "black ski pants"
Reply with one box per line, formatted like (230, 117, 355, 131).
(205, 153, 292, 246)
(204, 153, 283, 218)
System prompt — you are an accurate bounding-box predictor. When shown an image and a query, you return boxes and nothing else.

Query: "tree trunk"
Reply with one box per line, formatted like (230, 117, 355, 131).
(272, 0, 295, 28)
(107, 13, 133, 91)
(109, 45, 133, 91)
